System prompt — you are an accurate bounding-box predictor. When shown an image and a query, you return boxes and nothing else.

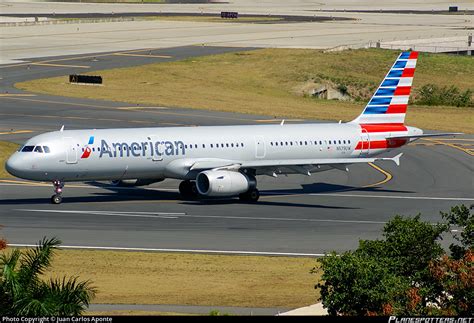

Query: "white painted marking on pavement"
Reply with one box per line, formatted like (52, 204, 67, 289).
(307, 193, 474, 201)
(16, 209, 385, 224)
(16, 209, 184, 219)
(7, 244, 324, 257)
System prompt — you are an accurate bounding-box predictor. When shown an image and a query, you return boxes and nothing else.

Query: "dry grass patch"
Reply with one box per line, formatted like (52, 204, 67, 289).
(37, 249, 319, 308)
(17, 48, 474, 133)
(0, 141, 19, 178)
(85, 310, 194, 316)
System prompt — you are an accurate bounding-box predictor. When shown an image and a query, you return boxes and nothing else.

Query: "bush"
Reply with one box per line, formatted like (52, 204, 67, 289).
(415, 84, 473, 107)
(315, 206, 473, 316)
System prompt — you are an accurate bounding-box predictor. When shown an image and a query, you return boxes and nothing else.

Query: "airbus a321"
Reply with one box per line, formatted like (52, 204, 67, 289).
(6, 51, 459, 204)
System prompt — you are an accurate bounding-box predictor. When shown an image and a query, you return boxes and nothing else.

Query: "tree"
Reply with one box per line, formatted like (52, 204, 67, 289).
(0, 237, 96, 316)
(441, 204, 473, 260)
(315, 207, 473, 316)
(429, 250, 473, 315)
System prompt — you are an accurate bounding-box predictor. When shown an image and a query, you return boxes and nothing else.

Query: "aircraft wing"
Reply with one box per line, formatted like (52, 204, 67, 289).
(189, 153, 403, 172)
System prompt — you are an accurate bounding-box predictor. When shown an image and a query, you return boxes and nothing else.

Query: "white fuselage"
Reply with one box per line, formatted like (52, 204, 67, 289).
(6, 122, 412, 182)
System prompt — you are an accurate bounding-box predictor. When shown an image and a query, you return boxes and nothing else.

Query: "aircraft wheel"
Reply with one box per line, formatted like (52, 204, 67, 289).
(239, 189, 260, 203)
(51, 194, 62, 204)
(179, 180, 198, 199)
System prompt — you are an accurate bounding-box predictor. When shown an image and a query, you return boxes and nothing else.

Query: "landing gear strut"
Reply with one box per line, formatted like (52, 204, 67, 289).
(51, 180, 64, 204)
(179, 180, 198, 199)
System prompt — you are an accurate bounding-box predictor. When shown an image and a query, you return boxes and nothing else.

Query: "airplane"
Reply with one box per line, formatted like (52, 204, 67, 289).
(6, 51, 460, 204)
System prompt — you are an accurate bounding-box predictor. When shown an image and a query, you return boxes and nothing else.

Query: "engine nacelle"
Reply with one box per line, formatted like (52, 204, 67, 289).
(196, 170, 253, 197)
(110, 178, 163, 187)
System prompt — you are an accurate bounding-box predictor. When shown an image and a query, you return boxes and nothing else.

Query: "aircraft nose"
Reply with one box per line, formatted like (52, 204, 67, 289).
(5, 153, 26, 178)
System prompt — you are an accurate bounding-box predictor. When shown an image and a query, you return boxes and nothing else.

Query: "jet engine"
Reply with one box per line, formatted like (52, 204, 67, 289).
(110, 178, 163, 187)
(196, 170, 254, 197)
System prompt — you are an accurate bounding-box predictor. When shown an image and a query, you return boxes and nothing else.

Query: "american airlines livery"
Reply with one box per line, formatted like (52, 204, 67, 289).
(6, 51, 459, 204)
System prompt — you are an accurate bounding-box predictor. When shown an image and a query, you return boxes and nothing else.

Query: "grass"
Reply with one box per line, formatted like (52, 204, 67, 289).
(16, 48, 474, 133)
(0, 141, 19, 178)
(86, 310, 195, 316)
(48, 0, 166, 3)
(32, 249, 320, 309)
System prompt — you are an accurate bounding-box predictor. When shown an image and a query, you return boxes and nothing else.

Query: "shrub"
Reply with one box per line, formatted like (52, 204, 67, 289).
(415, 84, 473, 107)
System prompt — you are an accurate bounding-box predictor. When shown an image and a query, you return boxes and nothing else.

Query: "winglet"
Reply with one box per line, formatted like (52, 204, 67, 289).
(392, 153, 403, 166)
(60, 125, 64, 132)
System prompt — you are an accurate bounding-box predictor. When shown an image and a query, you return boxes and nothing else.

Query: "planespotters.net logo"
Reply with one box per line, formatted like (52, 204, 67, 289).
(388, 317, 473, 323)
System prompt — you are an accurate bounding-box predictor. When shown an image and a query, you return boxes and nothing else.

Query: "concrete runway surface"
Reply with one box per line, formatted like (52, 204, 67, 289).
(1, 0, 472, 64)
(0, 45, 473, 255)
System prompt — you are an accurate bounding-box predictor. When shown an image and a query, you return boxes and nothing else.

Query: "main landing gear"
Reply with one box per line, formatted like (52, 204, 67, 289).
(179, 180, 198, 199)
(239, 188, 260, 203)
(51, 180, 64, 204)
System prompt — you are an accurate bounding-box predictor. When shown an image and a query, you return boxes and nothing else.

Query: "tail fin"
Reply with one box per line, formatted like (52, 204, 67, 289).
(351, 51, 418, 125)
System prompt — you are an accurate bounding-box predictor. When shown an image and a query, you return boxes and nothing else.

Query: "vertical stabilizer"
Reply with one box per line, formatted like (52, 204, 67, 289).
(351, 51, 418, 125)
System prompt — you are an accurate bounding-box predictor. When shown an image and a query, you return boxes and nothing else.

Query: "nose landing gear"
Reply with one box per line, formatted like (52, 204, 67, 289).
(51, 180, 64, 204)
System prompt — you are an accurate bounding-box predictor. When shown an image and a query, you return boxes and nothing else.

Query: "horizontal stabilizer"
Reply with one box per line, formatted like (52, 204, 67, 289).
(387, 133, 463, 140)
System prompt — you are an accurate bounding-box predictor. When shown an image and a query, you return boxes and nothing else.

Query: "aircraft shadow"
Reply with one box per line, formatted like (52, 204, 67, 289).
(264, 182, 415, 195)
(0, 182, 412, 207)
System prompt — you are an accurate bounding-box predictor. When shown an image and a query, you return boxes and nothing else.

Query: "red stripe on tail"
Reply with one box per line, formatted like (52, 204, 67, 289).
(386, 104, 407, 114)
(394, 86, 411, 96)
(402, 68, 415, 77)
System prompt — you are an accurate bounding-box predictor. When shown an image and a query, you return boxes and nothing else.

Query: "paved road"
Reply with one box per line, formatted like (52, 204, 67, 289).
(1, 46, 472, 255)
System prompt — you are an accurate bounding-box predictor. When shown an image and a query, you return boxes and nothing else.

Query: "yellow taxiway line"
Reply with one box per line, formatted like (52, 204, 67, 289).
(0, 130, 34, 135)
(31, 63, 90, 69)
(113, 53, 172, 59)
(424, 138, 474, 156)
(0, 94, 36, 97)
(0, 48, 172, 69)
(363, 163, 393, 188)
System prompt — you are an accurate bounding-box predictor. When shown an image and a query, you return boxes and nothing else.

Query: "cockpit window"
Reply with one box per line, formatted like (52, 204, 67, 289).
(34, 146, 43, 153)
(21, 146, 35, 152)
(43, 146, 51, 153)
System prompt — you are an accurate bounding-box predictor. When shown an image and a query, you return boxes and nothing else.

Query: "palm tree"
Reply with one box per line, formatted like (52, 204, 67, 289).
(0, 237, 96, 316)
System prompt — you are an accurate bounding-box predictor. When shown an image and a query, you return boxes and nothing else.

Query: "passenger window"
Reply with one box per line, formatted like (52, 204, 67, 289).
(226, 143, 229, 147)
(34, 146, 43, 153)
(21, 146, 34, 152)
(271, 142, 273, 146)
(299, 141, 303, 145)
(211, 144, 213, 148)
(290, 142, 293, 146)
(348, 140, 351, 144)
(241, 143, 244, 147)
(329, 141, 332, 144)
(339, 140, 341, 144)
(236, 143, 239, 147)
(319, 141, 322, 145)
(231, 143, 234, 147)
(275, 142, 279, 146)
(202, 144, 205, 148)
